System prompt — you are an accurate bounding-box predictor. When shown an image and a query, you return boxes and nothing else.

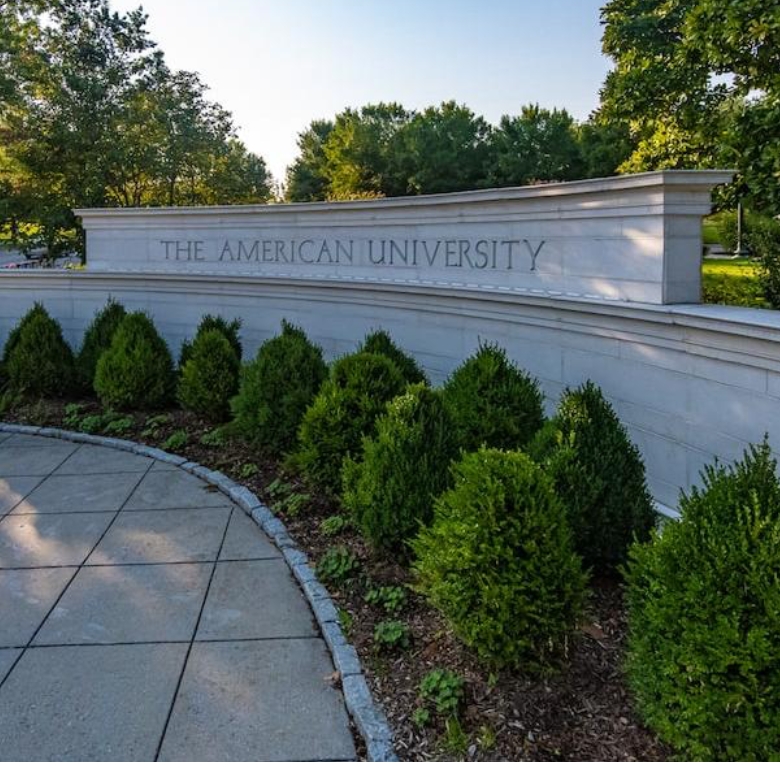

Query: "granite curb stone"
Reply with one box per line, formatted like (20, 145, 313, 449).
(0, 423, 397, 762)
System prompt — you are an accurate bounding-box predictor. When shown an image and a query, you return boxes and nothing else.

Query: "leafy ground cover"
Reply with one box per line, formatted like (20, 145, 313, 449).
(2, 398, 670, 762)
(701, 258, 767, 308)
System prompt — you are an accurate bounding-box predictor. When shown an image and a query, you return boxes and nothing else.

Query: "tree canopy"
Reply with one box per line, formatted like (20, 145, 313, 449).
(0, 0, 272, 259)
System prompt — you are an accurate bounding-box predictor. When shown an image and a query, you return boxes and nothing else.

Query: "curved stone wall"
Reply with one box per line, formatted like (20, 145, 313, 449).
(1, 269, 779, 513)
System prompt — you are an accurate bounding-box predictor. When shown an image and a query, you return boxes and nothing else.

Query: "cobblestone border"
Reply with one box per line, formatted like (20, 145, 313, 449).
(0, 421, 397, 762)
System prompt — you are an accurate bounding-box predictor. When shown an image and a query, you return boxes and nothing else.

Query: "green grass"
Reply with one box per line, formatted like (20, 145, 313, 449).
(702, 258, 767, 308)
(702, 217, 722, 245)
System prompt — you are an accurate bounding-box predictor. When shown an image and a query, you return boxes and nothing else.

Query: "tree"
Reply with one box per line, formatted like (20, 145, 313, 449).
(395, 101, 493, 194)
(599, 0, 780, 212)
(284, 119, 333, 202)
(489, 104, 585, 186)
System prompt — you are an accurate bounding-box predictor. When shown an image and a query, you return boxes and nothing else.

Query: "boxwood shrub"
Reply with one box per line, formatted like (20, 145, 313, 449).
(442, 342, 544, 452)
(76, 298, 127, 393)
(359, 329, 428, 386)
(94, 312, 175, 410)
(529, 381, 655, 573)
(179, 314, 242, 369)
(231, 321, 327, 452)
(625, 441, 780, 760)
(413, 447, 587, 671)
(343, 384, 456, 558)
(295, 352, 405, 495)
(3, 303, 75, 398)
(178, 329, 239, 421)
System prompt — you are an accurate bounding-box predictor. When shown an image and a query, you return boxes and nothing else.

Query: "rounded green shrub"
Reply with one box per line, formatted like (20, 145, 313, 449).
(359, 329, 428, 385)
(413, 447, 587, 671)
(231, 320, 327, 452)
(528, 381, 655, 573)
(343, 384, 457, 558)
(1, 303, 50, 390)
(625, 441, 780, 760)
(76, 298, 127, 393)
(178, 329, 239, 421)
(179, 314, 242, 369)
(442, 342, 544, 452)
(94, 312, 174, 410)
(295, 352, 405, 495)
(4, 304, 75, 398)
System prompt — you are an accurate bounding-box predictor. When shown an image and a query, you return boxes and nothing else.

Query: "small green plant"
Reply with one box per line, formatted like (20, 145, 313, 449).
(359, 329, 428, 386)
(343, 384, 457, 558)
(178, 329, 240, 421)
(231, 320, 327, 453)
(442, 717, 469, 758)
(411, 707, 431, 728)
(316, 546, 359, 587)
(76, 298, 126, 392)
(338, 607, 354, 637)
(295, 352, 406, 495)
(625, 440, 780, 760)
(320, 514, 348, 537)
(78, 414, 107, 434)
(199, 427, 226, 447)
(274, 491, 311, 518)
(161, 430, 188, 451)
(141, 414, 172, 439)
(102, 414, 133, 435)
(419, 669, 465, 717)
(364, 585, 407, 616)
(239, 462, 259, 478)
(442, 342, 544, 452)
(413, 448, 587, 671)
(373, 620, 410, 652)
(63, 402, 84, 428)
(528, 381, 656, 573)
(4, 303, 75, 399)
(94, 312, 175, 410)
(477, 725, 496, 751)
(179, 314, 242, 368)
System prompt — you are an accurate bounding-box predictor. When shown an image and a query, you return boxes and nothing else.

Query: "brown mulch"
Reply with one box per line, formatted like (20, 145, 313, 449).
(3, 400, 672, 762)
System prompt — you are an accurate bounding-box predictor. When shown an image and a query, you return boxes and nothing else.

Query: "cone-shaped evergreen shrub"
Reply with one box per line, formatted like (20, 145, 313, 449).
(528, 381, 655, 573)
(231, 320, 327, 452)
(76, 299, 127, 393)
(625, 441, 780, 760)
(94, 312, 174, 410)
(179, 314, 242, 369)
(413, 448, 587, 671)
(178, 329, 239, 421)
(4, 304, 74, 398)
(442, 342, 544, 452)
(343, 384, 456, 557)
(295, 352, 405, 495)
(359, 329, 428, 386)
(1, 302, 50, 390)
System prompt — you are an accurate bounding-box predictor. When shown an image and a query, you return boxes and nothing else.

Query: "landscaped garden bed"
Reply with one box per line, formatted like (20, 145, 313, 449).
(2, 300, 779, 761)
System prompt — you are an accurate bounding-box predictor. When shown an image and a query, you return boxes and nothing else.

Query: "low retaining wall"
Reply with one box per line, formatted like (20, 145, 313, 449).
(1, 269, 778, 512)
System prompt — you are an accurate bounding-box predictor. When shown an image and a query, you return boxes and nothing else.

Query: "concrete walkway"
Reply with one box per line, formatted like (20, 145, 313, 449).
(0, 431, 356, 761)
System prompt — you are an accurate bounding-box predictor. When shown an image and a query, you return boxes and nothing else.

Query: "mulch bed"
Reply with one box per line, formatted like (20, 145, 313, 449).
(3, 400, 672, 762)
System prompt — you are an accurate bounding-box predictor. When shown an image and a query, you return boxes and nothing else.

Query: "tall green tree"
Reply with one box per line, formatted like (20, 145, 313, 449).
(489, 104, 585, 186)
(284, 119, 333, 202)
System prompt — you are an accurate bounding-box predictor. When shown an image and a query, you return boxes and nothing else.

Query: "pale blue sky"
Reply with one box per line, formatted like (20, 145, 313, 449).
(112, 0, 611, 182)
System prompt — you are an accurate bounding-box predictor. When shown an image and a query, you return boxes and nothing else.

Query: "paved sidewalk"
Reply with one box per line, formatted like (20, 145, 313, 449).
(0, 432, 356, 761)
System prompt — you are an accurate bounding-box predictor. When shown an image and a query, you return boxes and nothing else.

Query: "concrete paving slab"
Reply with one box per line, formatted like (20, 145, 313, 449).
(0, 648, 21, 682)
(0, 643, 188, 761)
(219, 512, 280, 561)
(9, 471, 145, 515)
(88, 507, 230, 565)
(158, 639, 356, 762)
(0, 444, 75, 477)
(35, 563, 211, 645)
(0, 435, 76, 450)
(0, 476, 45, 516)
(124, 469, 233, 511)
(149, 460, 180, 472)
(196, 559, 316, 641)
(55, 445, 152, 475)
(0, 511, 116, 568)
(0, 567, 75, 647)
(0, 433, 12, 444)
